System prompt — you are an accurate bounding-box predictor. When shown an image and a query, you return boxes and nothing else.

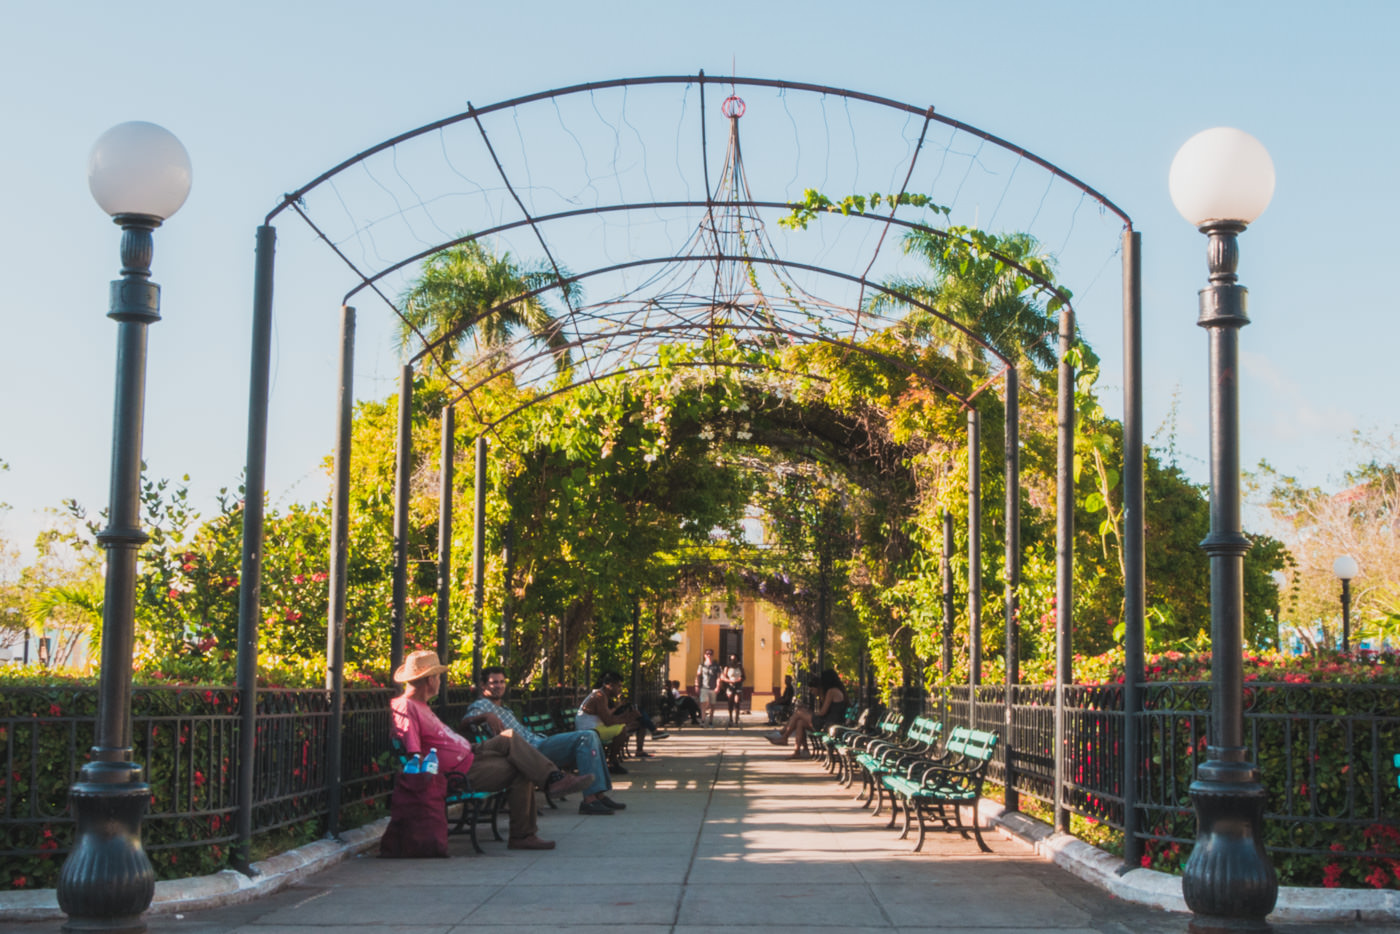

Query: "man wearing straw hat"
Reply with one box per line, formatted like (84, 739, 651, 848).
(390, 649, 591, 850)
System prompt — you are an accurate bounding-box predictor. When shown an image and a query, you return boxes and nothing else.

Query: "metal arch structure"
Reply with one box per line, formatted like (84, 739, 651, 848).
(230, 73, 1145, 868)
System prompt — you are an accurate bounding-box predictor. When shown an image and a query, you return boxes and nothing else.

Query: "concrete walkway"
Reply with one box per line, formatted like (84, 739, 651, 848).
(9, 720, 1400, 933)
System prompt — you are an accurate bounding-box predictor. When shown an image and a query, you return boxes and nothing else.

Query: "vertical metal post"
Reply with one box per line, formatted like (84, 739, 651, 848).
(58, 215, 165, 931)
(323, 305, 354, 840)
(1054, 307, 1075, 835)
(1003, 365, 1020, 812)
(436, 405, 454, 712)
(471, 435, 487, 683)
(1121, 230, 1146, 873)
(390, 365, 413, 675)
(233, 224, 275, 874)
(631, 598, 642, 702)
(558, 617, 566, 687)
(967, 409, 982, 689)
(1341, 579, 1352, 652)
(941, 509, 955, 678)
(501, 517, 515, 670)
(1181, 223, 1276, 930)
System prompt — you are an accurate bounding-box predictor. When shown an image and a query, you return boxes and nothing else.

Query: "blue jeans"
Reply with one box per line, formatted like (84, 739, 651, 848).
(534, 730, 610, 797)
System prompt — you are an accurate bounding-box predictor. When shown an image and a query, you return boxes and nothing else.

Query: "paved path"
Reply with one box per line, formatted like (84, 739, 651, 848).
(10, 720, 1400, 933)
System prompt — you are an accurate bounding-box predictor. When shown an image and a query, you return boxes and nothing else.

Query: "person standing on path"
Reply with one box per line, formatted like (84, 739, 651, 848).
(718, 654, 745, 726)
(695, 648, 722, 727)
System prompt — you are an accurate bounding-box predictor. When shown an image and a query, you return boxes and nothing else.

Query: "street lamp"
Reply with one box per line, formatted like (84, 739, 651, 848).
(57, 121, 191, 934)
(1169, 126, 1278, 934)
(1333, 554, 1359, 652)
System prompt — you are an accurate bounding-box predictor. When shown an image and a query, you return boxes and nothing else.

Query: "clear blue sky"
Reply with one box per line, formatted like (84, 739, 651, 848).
(2, 1, 1395, 559)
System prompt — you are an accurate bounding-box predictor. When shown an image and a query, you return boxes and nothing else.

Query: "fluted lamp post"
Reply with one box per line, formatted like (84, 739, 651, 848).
(1333, 554, 1359, 652)
(57, 122, 191, 934)
(1170, 127, 1278, 933)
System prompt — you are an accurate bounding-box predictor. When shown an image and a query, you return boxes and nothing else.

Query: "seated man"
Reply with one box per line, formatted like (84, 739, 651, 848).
(465, 666, 626, 816)
(390, 650, 591, 850)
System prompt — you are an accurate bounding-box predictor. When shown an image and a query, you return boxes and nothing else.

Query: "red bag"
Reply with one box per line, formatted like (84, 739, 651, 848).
(379, 771, 449, 858)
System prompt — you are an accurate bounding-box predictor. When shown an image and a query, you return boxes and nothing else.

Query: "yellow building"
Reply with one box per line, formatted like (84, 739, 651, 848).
(666, 596, 790, 708)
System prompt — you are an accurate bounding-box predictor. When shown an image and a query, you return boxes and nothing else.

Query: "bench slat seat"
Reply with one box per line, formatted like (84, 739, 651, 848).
(855, 717, 943, 811)
(879, 727, 999, 853)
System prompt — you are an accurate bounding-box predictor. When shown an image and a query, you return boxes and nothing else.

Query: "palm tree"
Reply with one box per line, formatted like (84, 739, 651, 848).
(872, 229, 1059, 377)
(398, 239, 582, 371)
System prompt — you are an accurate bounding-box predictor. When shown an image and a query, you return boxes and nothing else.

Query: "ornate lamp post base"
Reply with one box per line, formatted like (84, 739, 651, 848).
(1182, 748, 1277, 933)
(56, 762, 155, 934)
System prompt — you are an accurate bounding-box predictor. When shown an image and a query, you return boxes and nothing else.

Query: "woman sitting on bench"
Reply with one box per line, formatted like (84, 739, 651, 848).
(763, 669, 847, 759)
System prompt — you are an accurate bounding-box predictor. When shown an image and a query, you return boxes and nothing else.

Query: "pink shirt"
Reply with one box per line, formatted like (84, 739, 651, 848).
(390, 694, 474, 774)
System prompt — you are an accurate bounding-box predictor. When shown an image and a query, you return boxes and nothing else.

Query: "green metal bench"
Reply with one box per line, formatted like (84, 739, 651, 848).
(389, 735, 504, 854)
(810, 705, 867, 771)
(829, 709, 902, 787)
(881, 726, 999, 853)
(855, 716, 943, 812)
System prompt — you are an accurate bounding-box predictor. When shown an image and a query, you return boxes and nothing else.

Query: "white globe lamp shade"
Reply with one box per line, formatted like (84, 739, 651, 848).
(1168, 127, 1274, 228)
(88, 122, 192, 220)
(1333, 555, 1359, 581)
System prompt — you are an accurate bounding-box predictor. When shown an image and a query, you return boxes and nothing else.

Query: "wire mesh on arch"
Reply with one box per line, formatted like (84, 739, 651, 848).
(270, 74, 1130, 406)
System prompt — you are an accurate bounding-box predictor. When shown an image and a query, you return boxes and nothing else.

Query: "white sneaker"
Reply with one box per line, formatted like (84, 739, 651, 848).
(764, 730, 787, 746)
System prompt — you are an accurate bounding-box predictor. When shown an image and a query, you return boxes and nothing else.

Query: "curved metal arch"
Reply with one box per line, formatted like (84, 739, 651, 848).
(469, 359, 831, 433)
(268, 72, 1130, 231)
(445, 319, 975, 415)
(344, 204, 1073, 311)
(406, 252, 1017, 373)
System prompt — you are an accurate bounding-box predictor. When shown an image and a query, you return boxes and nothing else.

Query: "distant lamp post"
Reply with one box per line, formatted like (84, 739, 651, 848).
(1333, 554, 1359, 652)
(57, 121, 191, 934)
(1169, 126, 1278, 933)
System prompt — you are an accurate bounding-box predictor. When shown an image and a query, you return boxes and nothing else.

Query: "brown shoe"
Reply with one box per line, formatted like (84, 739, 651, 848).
(507, 835, 556, 850)
(546, 772, 593, 797)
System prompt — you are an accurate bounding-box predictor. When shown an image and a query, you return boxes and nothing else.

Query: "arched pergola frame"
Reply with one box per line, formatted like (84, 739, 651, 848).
(228, 73, 1143, 872)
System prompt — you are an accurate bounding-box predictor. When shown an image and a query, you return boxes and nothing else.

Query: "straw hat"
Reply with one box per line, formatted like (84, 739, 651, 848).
(393, 649, 448, 683)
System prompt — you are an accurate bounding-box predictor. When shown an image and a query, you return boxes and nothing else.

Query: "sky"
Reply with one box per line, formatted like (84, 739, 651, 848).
(2, 1, 1396, 563)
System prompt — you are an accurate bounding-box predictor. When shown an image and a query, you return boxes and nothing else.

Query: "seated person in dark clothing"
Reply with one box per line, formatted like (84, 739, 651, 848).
(766, 674, 795, 725)
(661, 679, 702, 726)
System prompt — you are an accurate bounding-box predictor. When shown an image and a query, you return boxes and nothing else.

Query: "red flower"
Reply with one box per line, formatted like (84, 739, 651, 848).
(1323, 863, 1343, 887)
(1367, 866, 1390, 889)
(168, 588, 181, 601)
(11, 875, 26, 888)
(49, 703, 62, 717)
(194, 771, 206, 787)
(312, 572, 328, 583)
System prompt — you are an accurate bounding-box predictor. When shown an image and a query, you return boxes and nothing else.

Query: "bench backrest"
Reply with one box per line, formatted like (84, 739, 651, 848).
(878, 711, 905, 737)
(905, 716, 942, 749)
(944, 727, 998, 764)
(522, 712, 555, 735)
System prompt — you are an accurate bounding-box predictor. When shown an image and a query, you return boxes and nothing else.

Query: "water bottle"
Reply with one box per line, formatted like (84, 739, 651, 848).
(423, 748, 439, 775)
(404, 753, 421, 774)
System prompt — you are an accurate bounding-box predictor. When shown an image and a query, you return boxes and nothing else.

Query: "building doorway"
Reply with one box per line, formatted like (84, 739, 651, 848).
(719, 627, 743, 662)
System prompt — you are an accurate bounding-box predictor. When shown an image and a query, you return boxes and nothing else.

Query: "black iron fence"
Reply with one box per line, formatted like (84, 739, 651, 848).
(918, 681, 1400, 886)
(5, 680, 1397, 889)
(0, 683, 587, 889)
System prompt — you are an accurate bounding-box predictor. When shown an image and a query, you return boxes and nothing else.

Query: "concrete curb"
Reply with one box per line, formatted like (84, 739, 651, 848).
(978, 800, 1400, 924)
(0, 818, 388, 923)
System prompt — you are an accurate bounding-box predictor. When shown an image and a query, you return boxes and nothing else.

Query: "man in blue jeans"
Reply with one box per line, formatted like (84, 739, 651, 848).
(465, 667, 626, 815)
